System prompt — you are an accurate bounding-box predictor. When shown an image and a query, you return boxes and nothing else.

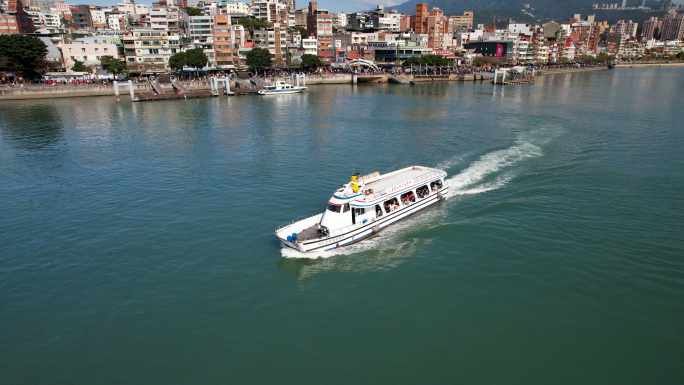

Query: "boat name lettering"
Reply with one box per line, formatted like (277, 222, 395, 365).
(386, 179, 414, 194)
(323, 236, 342, 245)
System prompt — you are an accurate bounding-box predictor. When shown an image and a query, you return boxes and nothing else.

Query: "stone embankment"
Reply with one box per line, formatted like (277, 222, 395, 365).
(0, 79, 214, 101)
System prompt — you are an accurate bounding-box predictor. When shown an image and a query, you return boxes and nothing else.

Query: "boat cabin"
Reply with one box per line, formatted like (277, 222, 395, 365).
(319, 166, 445, 233)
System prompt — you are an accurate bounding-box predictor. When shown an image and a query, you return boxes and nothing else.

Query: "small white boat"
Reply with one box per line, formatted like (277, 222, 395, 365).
(257, 81, 307, 95)
(275, 166, 448, 253)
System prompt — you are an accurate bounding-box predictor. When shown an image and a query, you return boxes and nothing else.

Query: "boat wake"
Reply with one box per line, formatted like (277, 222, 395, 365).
(446, 126, 559, 197)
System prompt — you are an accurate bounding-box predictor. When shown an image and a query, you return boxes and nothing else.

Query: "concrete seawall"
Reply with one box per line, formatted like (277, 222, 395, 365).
(0, 79, 214, 101)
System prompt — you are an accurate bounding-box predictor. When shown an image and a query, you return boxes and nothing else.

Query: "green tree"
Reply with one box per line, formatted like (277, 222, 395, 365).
(0, 34, 48, 78)
(402, 56, 422, 67)
(184, 7, 202, 16)
(421, 54, 452, 66)
(300, 54, 322, 68)
(168, 51, 187, 71)
(71, 60, 92, 73)
(596, 52, 615, 63)
(293, 26, 307, 37)
(246, 47, 272, 75)
(402, 54, 452, 67)
(185, 48, 208, 71)
(100, 55, 127, 76)
(238, 16, 270, 38)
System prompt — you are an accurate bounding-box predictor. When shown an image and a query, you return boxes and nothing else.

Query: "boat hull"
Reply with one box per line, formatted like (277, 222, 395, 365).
(277, 187, 448, 253)
(257, 87, 306, 95)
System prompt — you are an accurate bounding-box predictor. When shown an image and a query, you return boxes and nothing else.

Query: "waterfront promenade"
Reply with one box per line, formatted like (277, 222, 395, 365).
(2, 63, 682, 101)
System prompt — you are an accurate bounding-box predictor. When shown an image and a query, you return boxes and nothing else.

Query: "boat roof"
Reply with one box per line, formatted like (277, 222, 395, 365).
(364, 167, 430, 193)
(330, 165, 446, 204)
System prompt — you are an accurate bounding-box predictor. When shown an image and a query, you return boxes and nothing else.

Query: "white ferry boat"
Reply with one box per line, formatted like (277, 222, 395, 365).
(276, 166, 448, 253)
(257, 81, 307, 95)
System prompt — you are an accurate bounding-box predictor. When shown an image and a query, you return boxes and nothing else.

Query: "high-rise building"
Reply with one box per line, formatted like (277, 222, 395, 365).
(413, 3, 427, 33)
(426, 7, 446, 49)
(642, 17, 662, 40)
(214, 14, 245, 69)
(660, 12, 684, 41)
(306, 2, 331, 49)
(659, 0, 672, 11)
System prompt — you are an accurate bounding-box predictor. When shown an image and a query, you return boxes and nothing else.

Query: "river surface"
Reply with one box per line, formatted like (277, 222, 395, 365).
(1, 68, 683, 384)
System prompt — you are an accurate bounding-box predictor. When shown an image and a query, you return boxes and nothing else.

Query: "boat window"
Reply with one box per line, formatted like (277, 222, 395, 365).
(383, 198, 399, 213)
(416, 185, 429, 199)
(400, 191, 416, 205)
(327, 203, 341, 213)
(343, 203, 350, 213)
(430, 179, 443, 191)
(353, 208, 365, 216)
(375, 205, 383, 218)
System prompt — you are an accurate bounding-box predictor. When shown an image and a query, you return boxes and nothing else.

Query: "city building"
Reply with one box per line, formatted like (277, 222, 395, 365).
(660, 12, 684, 41)
(188, 15, 214, 44)
(426, 7, 446, 50)
(213, 14, 246, 69)
(448, 11, 473, 32)
(0, 0, 35, 34)
(307, 2, 332, 49)
(122, 29, 181, 73)
(254, 22, 287, 65)
(61, 35, 122, 70)
(642, 17, 662, 40)
(72, 4, 93, 29)
(413, 3, 427, 34)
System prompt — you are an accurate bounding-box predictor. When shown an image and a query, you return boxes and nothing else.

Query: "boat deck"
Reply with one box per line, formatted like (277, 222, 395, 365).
(297, 224, 325, 241)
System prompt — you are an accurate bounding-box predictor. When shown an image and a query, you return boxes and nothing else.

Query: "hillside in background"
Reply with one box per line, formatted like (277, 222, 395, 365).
(393, 0, 665, 24)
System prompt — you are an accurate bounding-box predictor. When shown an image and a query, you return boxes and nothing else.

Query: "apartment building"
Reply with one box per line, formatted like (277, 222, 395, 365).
(307, 2, 332, 49)
(61, 36, 121, 70)
(189, 15, 214, 43)
(214, 14, 246, 69)
(253, 22, 287, 65)
(122, 29, 181, 72)
(660, 12, 684, 41)
(448, 11, 473, 32)
(426, 7, 446, 50)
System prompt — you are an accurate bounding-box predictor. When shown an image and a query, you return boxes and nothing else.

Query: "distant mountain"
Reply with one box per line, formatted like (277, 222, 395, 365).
(392, 0, 663, 23)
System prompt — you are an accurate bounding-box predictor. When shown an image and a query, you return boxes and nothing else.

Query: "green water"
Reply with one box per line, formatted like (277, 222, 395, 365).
(1, 68, 683, 384)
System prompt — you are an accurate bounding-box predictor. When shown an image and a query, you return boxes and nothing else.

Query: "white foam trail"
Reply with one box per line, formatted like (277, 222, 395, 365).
(445, 125, 563, 196)
(436, 151, 474, 171)
(451, 172, 515, 196)
(447, 142, 540, 192)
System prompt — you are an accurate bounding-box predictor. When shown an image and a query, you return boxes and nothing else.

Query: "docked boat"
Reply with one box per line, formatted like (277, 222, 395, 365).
(257, 81, 307, 95)
(275, 166, 448, 253)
